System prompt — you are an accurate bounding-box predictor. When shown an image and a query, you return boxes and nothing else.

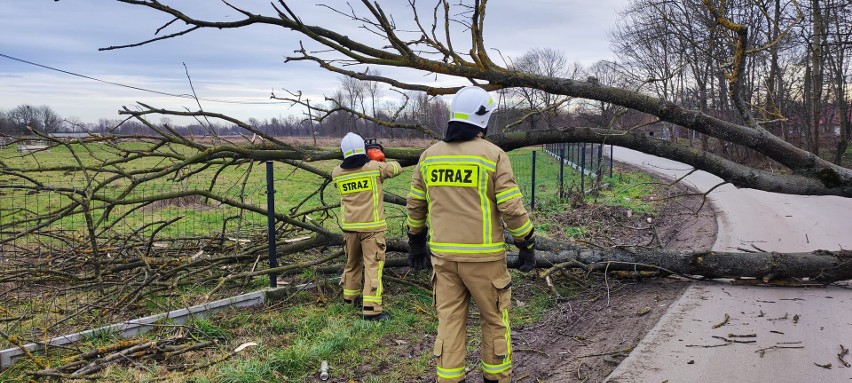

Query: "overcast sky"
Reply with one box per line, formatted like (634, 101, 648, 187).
(1, 1, 625, 125)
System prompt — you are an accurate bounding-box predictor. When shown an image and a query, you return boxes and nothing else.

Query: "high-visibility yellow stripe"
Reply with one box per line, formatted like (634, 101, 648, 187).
(409, 186, 426, 200)
(495, 187, 522, 204)
(343, 148, 365, 157)
(334, 170, 380, 183)
(481, 306, 513, 375)
(481, 360, 512, 375)
(340, 220, 387, 230)
(502, 307, 512, 363)
(480, 167, 491, 244)
(436, 365, 465, 379)
(421, 155, 497, 172)
(508, 219, 533, 238)
(363, 260, 385, 304)
(451, 111, 469, 121)
(343, 289, 361, 298)
(377, 259, 384, 298)
(371, 176, 380, 221)
(428, 241, 504, 254)
(406, 216, 426, 229)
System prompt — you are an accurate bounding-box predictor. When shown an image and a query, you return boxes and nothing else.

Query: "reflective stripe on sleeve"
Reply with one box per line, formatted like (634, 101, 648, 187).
(495, 187, 522, 204)
(408, 186, 426, 200)
(406, 216, 426, 229)
(507, 219, 533, 238)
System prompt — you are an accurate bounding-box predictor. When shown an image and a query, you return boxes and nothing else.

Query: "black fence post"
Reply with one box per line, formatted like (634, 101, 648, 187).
(598, 142, 604, 176)
(266, 161, 278, 288)
(559, 144, 565, 199)
(531, 150, 537, 211)
(580, 143, 586, 193)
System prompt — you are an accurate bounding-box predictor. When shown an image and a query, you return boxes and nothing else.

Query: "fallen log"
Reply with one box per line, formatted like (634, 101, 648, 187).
(378, 237, 852, 283)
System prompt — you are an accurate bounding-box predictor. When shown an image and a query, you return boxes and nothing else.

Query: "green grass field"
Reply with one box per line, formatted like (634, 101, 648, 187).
(0, 142, 665, 382)
(1, 143, 654, 242)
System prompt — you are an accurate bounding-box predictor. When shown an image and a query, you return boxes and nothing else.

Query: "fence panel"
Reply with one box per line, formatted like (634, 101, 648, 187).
(513, 144, 615, 209)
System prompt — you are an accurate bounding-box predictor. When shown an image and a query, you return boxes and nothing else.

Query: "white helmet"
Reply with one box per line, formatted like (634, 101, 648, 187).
(340, 132, 366, 159)
(449, 86, 496, 130)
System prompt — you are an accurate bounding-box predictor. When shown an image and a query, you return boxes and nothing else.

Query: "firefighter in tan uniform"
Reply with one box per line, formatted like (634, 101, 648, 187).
(332, 132, 402, 321)
(406, 86, 537, 383)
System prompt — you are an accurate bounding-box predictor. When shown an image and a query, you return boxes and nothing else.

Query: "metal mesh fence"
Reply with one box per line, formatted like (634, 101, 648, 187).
(511, 144, 614, 210)
(0, 176, 272, 349)
(0, 145, 614, 351)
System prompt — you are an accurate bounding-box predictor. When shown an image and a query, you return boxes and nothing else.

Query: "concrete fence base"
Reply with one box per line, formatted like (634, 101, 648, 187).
(0, 286, 291, 370)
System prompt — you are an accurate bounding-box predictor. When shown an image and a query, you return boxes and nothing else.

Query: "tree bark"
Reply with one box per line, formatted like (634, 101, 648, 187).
(375, 238, 852, 283)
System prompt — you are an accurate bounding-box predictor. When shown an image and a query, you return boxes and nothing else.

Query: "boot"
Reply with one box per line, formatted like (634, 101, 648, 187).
(343, 296, 362, 308)
(363, 312, 392, 321)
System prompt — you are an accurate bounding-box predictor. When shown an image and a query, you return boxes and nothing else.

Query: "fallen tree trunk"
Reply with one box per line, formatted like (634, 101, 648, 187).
(375, 238, 852, 283)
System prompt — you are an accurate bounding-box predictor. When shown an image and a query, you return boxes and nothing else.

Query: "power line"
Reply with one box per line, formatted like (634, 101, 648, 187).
(0, 52, 288, 106)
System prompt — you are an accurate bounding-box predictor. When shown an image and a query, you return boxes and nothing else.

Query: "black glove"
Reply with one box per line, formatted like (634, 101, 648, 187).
(515, 235, 536, 272)
(407, 229, 431, 271)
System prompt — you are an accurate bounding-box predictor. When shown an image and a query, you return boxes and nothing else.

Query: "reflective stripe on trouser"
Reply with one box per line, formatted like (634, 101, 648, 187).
(342, 231, 387, 315)
(432, 257, 513, 383)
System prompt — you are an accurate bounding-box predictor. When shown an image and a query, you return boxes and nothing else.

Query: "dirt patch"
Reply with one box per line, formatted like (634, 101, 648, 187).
(510, 278, 690, 382)
(507, 170, 717, 382)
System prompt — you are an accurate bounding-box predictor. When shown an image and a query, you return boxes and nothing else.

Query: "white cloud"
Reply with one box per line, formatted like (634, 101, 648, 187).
(1, 1, 625, 123)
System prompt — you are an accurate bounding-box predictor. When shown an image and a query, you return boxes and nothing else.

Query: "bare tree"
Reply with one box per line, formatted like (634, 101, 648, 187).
(98, 0, 850, 196)
(507, 48, 576, 131)
(823, 0, 852, 164)
(4, 3, 851, 353)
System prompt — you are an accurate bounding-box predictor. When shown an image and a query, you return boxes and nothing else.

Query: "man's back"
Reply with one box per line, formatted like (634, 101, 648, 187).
(332, 160, 401, 232)
(407, 138, 531, 262)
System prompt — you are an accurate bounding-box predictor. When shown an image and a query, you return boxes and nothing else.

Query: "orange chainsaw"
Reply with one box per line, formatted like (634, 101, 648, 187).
(365, 138, 385, 162)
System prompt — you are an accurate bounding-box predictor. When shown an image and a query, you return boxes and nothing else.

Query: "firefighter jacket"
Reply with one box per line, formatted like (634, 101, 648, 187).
(406, 138, 533, 262)
(332, 160, 402, 232)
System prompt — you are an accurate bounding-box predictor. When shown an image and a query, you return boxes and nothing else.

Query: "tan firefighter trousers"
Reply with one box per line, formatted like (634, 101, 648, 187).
(432, 256, 513, 383)
(342, 231, 386, 316)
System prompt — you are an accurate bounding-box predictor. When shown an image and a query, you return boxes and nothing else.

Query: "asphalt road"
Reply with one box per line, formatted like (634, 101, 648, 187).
(603, 147, 852, 383)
